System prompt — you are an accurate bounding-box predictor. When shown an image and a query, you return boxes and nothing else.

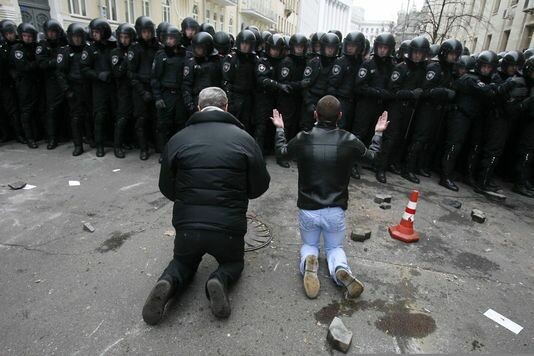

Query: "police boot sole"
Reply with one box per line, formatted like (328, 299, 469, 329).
(303, 255, 320, 299)
(335, 269, 364, 299)
(142, 279, 173, 325)
(206, 278, 231, 319)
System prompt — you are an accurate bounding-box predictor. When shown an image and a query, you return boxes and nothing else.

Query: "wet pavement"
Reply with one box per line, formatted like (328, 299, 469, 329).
(1, 142, 533, 354)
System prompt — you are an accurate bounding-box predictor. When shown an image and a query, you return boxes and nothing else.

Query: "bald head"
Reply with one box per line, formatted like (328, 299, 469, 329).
(315, 95, 341, 124)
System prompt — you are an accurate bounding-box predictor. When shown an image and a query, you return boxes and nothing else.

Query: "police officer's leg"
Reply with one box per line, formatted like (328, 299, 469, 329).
(439, 112, 471, 191)
(375, 103, 404, 183)
(338, 98, 354, 132)
(1, 83, 24, 143)
(92, 84, 108, 157)
(476, 114, 509, 192)
(513, 119, 534, 197)
(69, 83, 84, 156)
(17, 80, 38, 148)
(45, 79, 63, 149)
(156, 89, 176, 161)
(300, 96, 317, 132)
(403, 105, 436, 183)
(253, 96, 270, 154)
(133, 89, 150, 160)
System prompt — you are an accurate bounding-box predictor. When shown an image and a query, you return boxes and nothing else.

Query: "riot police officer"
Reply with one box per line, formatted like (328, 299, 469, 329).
(156, 22, 170, 45)
(221, 29, 258, 132)
(301, 32, 339, 131)
(56, 23, 91, 156)
(81, 18, 116, 157)
(328, 31, 365, 132)
(180, 17, 199, 52)
(128, 16, 161, 160)
(151, 25, 187, 161)
(182, 32, 222, 116)
(11, 23, 39, 148)
(111, 23, 136, 158)
(0, 20, 24, 143)
(403, 39, 460, 183)
(352, 33, 395, 179)
(36, 19, 67, 149)
(213, 31, 232, 56)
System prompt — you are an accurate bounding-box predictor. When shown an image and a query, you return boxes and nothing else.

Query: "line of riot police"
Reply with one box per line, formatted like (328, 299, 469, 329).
(1, 16, 533, 198)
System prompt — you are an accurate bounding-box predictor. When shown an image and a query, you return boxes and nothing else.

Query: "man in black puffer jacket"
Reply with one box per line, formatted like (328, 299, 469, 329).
(142, 87, 270, 325)
(272, 95, 388, 300)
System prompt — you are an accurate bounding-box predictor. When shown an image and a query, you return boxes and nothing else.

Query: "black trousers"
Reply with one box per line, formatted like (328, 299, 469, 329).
(352, 98, 384, 144)
(159, 229, 245, 295)
(228, 91, 254, 134)
(44, 75, 65, 140)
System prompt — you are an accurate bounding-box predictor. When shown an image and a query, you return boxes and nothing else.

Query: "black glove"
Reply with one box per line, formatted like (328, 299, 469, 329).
(499, 78, 517, 93)
(412, 88, 423, 99)
(98, 71, 110, 82)
(155, 99, 166, 109)
(65, 91, 74, 99)
(510, 87, 528, 98)
(519, 96, 534, 111)
(277, 83, 292, 94)
(300, 78, 311, 88)
(444, 88, 456, 100)
(142, 91, 152, 102)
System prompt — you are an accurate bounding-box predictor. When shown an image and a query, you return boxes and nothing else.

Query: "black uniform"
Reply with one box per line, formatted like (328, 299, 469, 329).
(56, 40, 91, 155)
(0, 38, 23, 142)
(81, 39, 116, 155)
(11, 41, 40, 147)
(151, 45, 187, 151)
(36, 36, 67, 148)
(376, 59, 426, 180)
(111, 43, 132, 156)
(222, 51, 258, 133)
(128, 38, 161, 159)
(352, 55, 394, 143)
(277, 53, 306, 140)
(182, 54, 222, 115)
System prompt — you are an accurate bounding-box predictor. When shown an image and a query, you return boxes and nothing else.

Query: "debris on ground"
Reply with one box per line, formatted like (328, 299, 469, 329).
(442, 199, 462, 209)
(471, 209, 486, 223)
(83, 222, 96, 233)
(69, 180, 81, 186)
(483, 309, 523, 334)
(379, 203, 391, 210)
(351, 228, 371, 242)
(374, 194, 392, 204)
(327, 317, 352, 353)
(8, 181, 26, 190)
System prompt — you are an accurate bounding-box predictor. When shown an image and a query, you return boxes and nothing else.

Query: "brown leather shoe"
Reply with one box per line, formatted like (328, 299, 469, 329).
(303, 255, 320, 299)
(335, 268, 364, 298)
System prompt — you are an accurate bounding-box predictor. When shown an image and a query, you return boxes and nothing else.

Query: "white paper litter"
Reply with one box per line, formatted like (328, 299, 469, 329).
(112, 169, 120, 172)
(483, 309, 523, 334)
(68, 180, 80, 186)
(22, 184, 36, 190)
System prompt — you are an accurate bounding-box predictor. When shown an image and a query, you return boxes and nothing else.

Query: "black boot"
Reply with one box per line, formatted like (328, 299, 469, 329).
(16, 135, 27, 144)
(71, 117, 84, 156)
(376, 170, 387, 183)
(142, 279, 175, 325)
(513, 153, 534, 198)
(474, 156, 498, 194)
(136, 117, 149, 160)
(114, 117, 126, 159)
(96, 145, 105, 157)
(389, 163, 402, 175)
(22, 121, 36, 148)
(440, 145, 459, 191)
(27, 139, 38, 149)
(402, 171, 420, 183)
(465, 145, 480, 186)
(417, 168, 431, 178)
(276, 158, 290, 168)
(46, 137, 58, 150)
(350, 165, 360, 179)
(403, 143, 420, 183)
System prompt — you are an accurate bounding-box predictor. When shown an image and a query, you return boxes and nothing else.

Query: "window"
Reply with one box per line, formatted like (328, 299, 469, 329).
(484, 34, 492, 49)
(105, 0, 117, 21)
(143, 0, 150, 16)
(192, 5, 199, 20)
(220, 15, 224, 31)
(521, 25, 534, 49)
(125, 0, 134, 23)
(162, 0, 170, 22)
(500, 30, 510, 51)
(492, 0, 501, 14)
(213, 12, 217, 30)
(228, 17, 233, 33)
(206, 10, 210, 23)
(68, 0, 87, 16)
(472, 37, 478, 51)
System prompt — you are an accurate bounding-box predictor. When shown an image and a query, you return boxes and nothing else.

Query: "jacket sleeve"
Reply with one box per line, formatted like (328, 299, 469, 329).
(36, 42, 54, 70)
(158, 143, 177, 201)
(127, 46, 148, 97)
(221, 54, 234, 92)
(182, 58, 196, 112)
(327, 59, 343, 96)
(151, 50, 164, 102)
(256, 58, 279, 91)
(10, 46, 37, 73)
(55, 47, 70, 94)
(245, 137, 270, 199)
(80, 47, 98, 80)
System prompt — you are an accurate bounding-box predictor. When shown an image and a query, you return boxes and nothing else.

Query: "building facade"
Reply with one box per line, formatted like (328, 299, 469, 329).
(352, 20, 395, 44)
(297, 0, 351, 36)
(0, 0, 299, 35)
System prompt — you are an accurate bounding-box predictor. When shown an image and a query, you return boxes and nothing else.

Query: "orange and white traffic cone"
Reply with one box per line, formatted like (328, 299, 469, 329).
(389, 190, 420, 243)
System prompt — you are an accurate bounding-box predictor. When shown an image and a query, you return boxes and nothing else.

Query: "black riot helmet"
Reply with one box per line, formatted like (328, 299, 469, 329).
(162, 25, 181, 48)
(342, 31, 365, 56)
(373, 32, 395, 57)
(523, 57, 534, 77)
(462, 47, 470, 55)
(235, 29, 256, 54)
(320, 32, 339, 57)
(66, 23, 86, 46)
(428, 44, 440, 60)
(501, 50, 524, 70)
(265, 33, 286, 58)
(497, 51, 506, 61)
(523, 48, 534, 60)
(199, 23, 215, 37)
(364, 38, 370, 56)
(181, 17, 199, 36)
(475, 50, 498, 74)
(261, 30, 272, 43)
(17, 22, 38, 42)
(311, 31, 326, 53)
(156, 22, 170, 42)
(89, 18, 112, 40)
(455, 55, 476, 75)
(116, 23, 137, 47)
(0, 19, 17, 37)
(245, 26, 262, 51)
(396, 40, 411, 61)
(135, 16, 155, 38)
(408, 36, 430, 62)
(328, 30, 342, 43)
(213, 31, 231, 55)
(43, 19, 65, 40)
(228, 33, 235, 48)
(438, 38, 462, 62)
(289, 33, 307, 56)
(191, 32, 217, 57)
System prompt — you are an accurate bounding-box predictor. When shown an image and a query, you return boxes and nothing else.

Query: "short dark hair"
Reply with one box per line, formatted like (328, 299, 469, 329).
(316, 95, 341, 123)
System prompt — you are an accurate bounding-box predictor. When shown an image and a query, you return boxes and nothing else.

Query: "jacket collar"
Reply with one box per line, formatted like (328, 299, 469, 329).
(185, 109, 245, 129)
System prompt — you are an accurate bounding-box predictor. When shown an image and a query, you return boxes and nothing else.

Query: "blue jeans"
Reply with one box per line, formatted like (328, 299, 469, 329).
(298, 207, 350, 285)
